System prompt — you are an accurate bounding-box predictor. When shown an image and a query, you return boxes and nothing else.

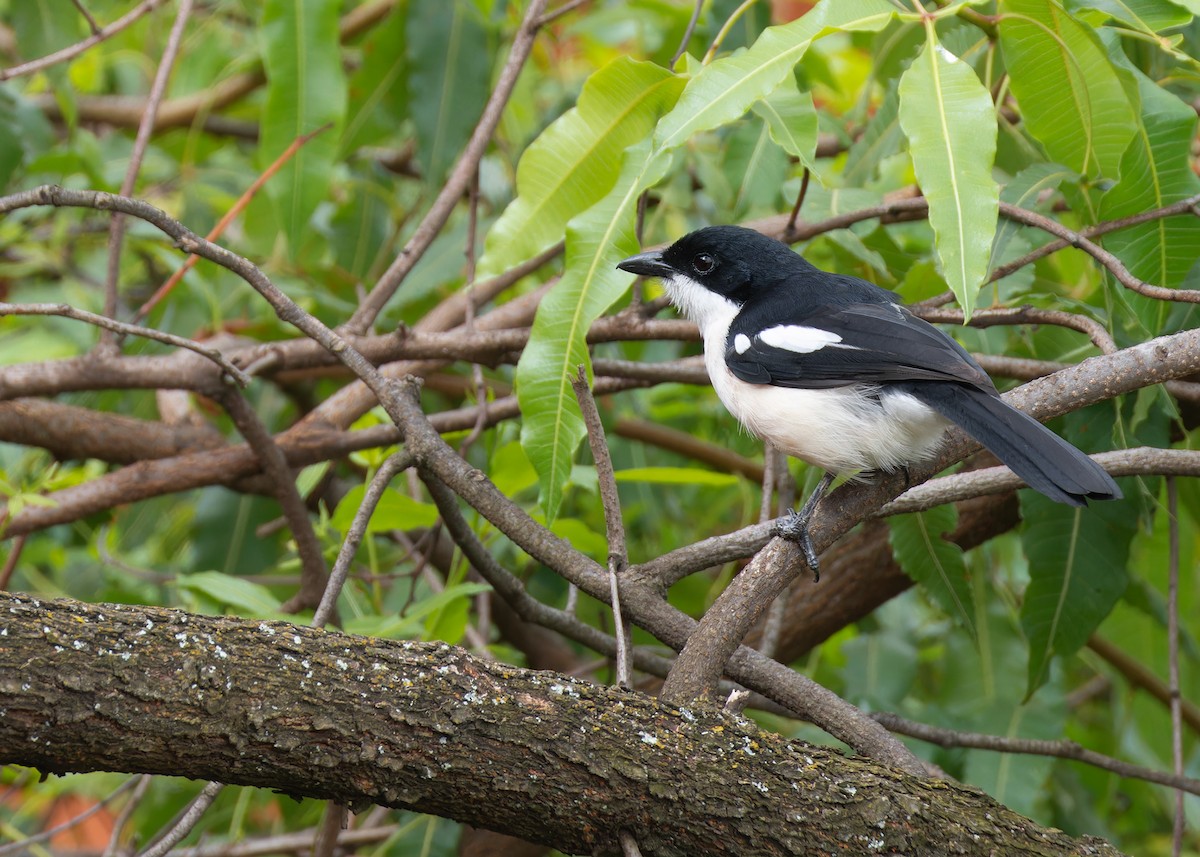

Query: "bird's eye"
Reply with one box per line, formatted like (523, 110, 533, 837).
(692, 253, 716, 275)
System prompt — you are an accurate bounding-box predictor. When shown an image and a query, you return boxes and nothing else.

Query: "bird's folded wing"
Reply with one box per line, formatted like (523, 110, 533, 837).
(724, 301, 994, 391)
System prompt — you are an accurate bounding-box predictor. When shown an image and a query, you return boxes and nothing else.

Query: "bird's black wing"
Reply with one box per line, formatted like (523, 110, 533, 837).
(725, 299, 996, 392)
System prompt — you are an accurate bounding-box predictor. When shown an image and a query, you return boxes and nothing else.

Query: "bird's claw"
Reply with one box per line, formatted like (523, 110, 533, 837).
(774, 509, 821, 582)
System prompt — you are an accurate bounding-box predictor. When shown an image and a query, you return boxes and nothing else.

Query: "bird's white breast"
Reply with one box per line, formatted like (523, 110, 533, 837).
(664, 274, 949, 476)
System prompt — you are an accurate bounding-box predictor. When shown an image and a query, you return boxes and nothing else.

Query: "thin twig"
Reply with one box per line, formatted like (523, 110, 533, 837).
(0, 0, 168, 80)
(1088, 635, 1200, 735)
(347, 0, 551, 332)
(618, 830, 645, 857)
(312, 451, 414, 628)
(312, 803, 347, 857)
(423, 471, 675, 677)
(70, 0, 102, 34)
(0, 776, 140, 857)
(104, 775, 154, 857)
(458, 168, 491, 455)
(1167, 477, 1185, 856)
(873, 711, 1200, 797)
(137, 781, 224, 857)
(998, 201, 1200, 303)
(879, 448, 1200, 515)
(670, 0, 704, 67)
(572, 365, 632, 687)
(917, 304, 1116, 353)
(134, 123, 335, 322)
(704, 0, 757, 63)
(757, 446, 787, 660)
(103, 0, 195, 344)
(0, 534, 25, 590)
(987, 192, 1200, 287)
(219, 390, 329, 612)
(535, 0, 590, 27)
(784, 168, 811, 238)
(0, 302, 250, 386)
(172, 825, 401, 857)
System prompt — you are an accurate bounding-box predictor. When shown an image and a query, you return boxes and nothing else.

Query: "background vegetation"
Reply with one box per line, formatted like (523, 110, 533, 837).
(0, 0, 1198, 854)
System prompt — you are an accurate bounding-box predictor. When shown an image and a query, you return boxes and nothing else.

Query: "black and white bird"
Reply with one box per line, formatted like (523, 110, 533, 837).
(617, 225, 1120, 578)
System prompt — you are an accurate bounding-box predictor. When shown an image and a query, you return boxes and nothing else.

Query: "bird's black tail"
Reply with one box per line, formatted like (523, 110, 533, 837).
(904, 383, 1121, 506)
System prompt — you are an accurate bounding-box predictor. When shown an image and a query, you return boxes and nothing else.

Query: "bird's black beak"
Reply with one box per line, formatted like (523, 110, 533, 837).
(617, 250, 673, 279)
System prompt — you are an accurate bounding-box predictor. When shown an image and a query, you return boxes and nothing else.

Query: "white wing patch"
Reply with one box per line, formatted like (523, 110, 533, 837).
(757, 325, 848, 354)
(733, 333, 752, 354)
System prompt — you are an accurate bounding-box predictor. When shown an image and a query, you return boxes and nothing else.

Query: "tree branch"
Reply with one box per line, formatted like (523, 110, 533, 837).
(0, 592, 1126, 857)
(346, 0, 552, 332)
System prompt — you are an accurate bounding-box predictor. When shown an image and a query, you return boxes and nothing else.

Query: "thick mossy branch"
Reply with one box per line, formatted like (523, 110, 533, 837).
(0, 593, 1124, 856)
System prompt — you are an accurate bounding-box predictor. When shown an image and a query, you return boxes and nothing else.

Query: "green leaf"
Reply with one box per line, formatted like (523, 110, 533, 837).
(888, 505, 976, 640)
(843, 80, 903, 186)
(9, 1, 83, 64)
(1099, 66, 1200, 291)
(726, 120, 791, 218)
(341, 582, 491, 641)
(342, 5, 407, 153)
(613, 467, 740, 487)
(295, 462, 332, 497)
(1067, 0, 1193, 32)
(329, 178, 391, 279)
(258, 0, 346, 255)
(750, 80, 819, 168)
(177, 571, 283, 617)
(478, 58, 684, 278)
(654, 0, 896, 152)
(549, 517, 608, 561)
(898, 36, 999, 317)
(963, 690, 1064, 816)
(516, 139, 672, 520)
(998, 0, 1137, 179)
(1019, 493, 1134, 696)
(407, 1, 490, 184)
(0, 89, 49, 189)
(331, 486, 441, 534)
(991, 162, 1078, 277)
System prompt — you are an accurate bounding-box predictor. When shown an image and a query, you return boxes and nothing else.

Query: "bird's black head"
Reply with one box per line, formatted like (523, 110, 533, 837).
(617, 225, 811, 305)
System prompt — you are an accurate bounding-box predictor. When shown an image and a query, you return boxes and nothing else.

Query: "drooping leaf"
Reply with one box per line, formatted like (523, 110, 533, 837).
(962, 672, 1065, 816)
(654, 0, 898, 152)
(726, 120, 791, 218)
(991, 162, 1079, 278)
(998, 0, 1137, 179)
(843, 80, 903, 186)
(888, 505, 976, 640)
(9, 0, 84, 60)
(331, 486, 441, 534)
(751, 80, 819, 169)
(478, 58, 684, 278)
(343, 5, 408, 153)
(258, 0, 346, 255)
(342, 582, 491, 641)
(177, 571, 284, 617)
(1067, 0, 1193, 32)
(329, 177, 392, 280)
(1099, 66, 1200, 293)
(1020, 492, 1134, 696)
(516, 140, 672, 519)
(898, 36, 999, 317)
(406, 1, 490, 184)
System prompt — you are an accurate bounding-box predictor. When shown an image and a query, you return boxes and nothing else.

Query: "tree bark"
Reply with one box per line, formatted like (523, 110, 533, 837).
(0, 592, 1124, 857)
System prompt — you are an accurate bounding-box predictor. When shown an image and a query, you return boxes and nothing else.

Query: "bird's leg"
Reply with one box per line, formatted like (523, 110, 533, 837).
(774, 471, 834, 582)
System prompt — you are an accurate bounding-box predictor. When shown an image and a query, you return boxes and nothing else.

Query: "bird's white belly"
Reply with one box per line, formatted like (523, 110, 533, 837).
(702, 330, 949, 476)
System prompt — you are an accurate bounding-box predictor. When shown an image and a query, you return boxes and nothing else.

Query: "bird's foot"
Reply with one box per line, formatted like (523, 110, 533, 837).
(774, 509, 821, 583)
